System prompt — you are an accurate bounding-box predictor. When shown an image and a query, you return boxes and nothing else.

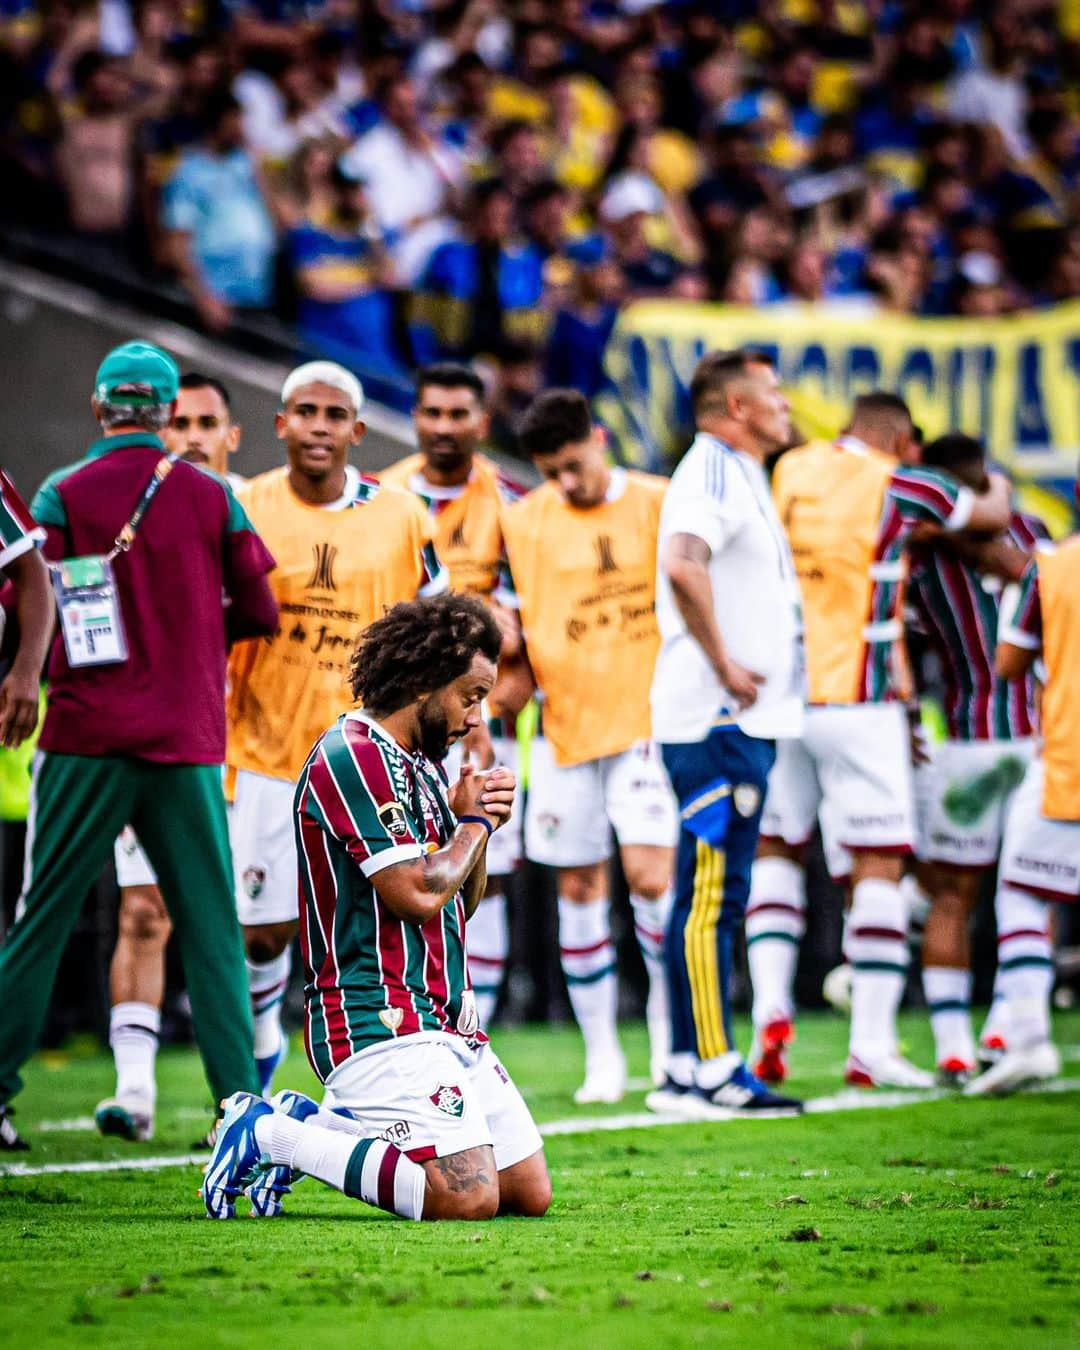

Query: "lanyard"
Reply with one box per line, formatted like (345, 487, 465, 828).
(107, 454, 178, 561)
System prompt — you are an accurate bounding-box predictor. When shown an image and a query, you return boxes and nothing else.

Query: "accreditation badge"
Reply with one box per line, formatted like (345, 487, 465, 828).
(50, 555, 128, 667)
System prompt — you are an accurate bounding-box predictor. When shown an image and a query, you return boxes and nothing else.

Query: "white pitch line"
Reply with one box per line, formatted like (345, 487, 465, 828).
(5, 1076, 1080, 1178)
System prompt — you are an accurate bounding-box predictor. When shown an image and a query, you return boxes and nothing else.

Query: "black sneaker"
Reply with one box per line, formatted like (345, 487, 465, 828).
(0, 1104, 29, 1151)
(692, 1063, 804, 1115)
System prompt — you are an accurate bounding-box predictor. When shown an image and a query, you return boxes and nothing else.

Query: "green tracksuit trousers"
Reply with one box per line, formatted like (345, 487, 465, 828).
(0, 751, 258, 1105)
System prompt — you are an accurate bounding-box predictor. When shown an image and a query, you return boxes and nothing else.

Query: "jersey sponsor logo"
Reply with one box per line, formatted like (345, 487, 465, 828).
(378, 800, 410, 837)
(242, 865, 266, 898)
(566, 617, 588, 642)
(449, 520, 467, 550)
(306, 541, 338, 592)
(430, 1084, 465, 1117)
(380, 1120, 412, 1145)
(595, 534, 619, 575)
(733, 783, 762, 818)
(379, 1007, 405, 1031)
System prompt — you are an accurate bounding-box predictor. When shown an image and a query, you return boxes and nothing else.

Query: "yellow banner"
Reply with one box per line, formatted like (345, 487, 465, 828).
(599, 300, 1080, 532)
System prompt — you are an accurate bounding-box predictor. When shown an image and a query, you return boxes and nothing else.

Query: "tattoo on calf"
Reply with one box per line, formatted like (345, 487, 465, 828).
(433, 1152, 492, 1193)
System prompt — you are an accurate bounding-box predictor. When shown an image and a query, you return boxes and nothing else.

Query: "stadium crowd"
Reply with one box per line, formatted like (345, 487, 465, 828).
(1, 0, 1079, 410)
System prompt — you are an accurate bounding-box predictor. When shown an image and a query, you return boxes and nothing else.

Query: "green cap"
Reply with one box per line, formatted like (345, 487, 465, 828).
(94, 341, 180, 406)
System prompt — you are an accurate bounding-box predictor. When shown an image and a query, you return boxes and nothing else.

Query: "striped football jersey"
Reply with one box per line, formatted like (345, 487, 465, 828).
(294, 711, 483, 1081)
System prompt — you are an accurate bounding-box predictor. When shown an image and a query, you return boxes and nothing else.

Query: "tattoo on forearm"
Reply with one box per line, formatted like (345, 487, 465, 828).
(420, 825, 487, 897)
(433, 1152, 492, 1193)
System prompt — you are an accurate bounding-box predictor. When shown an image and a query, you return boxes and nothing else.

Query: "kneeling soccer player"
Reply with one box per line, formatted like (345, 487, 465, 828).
(202, 593, 551, 1220)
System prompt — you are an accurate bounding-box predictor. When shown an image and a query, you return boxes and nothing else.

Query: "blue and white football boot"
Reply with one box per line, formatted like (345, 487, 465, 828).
(245, 1089, 320, 1218)
(201, 1092, 273, 1219)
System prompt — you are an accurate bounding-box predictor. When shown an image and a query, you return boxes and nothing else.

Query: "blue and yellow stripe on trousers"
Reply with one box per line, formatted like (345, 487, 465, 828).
(684, 837, 727, 1059)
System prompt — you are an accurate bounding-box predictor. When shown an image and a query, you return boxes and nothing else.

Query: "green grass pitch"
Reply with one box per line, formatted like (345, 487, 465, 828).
(1, 1010, 1078, 1349)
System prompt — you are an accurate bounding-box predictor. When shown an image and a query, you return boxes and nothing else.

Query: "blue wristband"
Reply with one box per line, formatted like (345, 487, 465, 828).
(459, 814, 494, 837)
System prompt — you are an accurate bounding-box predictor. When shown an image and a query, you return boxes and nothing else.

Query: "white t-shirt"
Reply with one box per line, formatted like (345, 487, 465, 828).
(651, 433, 805, 744)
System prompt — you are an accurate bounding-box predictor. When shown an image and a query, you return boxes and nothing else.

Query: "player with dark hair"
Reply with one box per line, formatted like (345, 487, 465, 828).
(380, 363, 530, 1027)
(202, 593, 551, 1222)
(504, 388, 677, 1102)
(750, 394, 1012, 1089)
(905, 434, 1049, 1083)
(649, 349, 805, 1116)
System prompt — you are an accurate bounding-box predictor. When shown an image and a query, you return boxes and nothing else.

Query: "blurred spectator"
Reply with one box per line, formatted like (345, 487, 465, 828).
(276, 136, 338, 230)
(544, 239, 623, 398)
(409, 176, 545, 363)
(948, 3, 1030, 159)
(160, 90, 278, 332)
(54, 50, 136, 237)
(287, 158, 404, 377)
(339, 72, 464, 283)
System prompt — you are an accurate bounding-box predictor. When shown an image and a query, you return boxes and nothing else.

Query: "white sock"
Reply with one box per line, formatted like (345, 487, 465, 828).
(979, 967, 1011, 1046)
(900, 873, 931, 954)
(558, 896, 620, 1074)
(746, 857, 806, 1028)
(630, 889, 671, 1075)
(110, 1001, 160, 1103)
(254, 1112, 425, 1220)
(468, 893, 508, 1028)
(247, 949, 291, 1058)
(995, 884, 1054, 1048)
(923, 966, 976, 1066)
(847, 878, 908, 1061)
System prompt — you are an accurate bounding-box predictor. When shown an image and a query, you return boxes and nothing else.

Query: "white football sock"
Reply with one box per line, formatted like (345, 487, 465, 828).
(630, 889, 671, 1075)
(900, 872, 931, 954)
(847, 878, 908, 1061)
(923, 966, 976, 1066)
(468, 893, 508, 1028)
(558, 896, 621, 1074)
(746, 857, 806, 1028)
(995, 885, 1054, 1048)
(979, 966, 1011, 1046)
(247, 949, 291, 1058)
(110, 1001, 160, 1103)
(254, 1112, 425, 1220)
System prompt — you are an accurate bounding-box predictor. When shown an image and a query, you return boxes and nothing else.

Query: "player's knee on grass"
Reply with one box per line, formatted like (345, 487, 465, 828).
(497, 1149, 552, 1217)
(244, 920, 298, 964)
(422, 1146, 500, 1220)
(119, 886, 172, 946)
(620, 845, 672, 902)
(557, 863, 607, 905)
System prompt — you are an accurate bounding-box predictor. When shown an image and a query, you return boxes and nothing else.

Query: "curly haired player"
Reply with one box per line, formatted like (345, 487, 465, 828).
(202, 593, 550, 1221)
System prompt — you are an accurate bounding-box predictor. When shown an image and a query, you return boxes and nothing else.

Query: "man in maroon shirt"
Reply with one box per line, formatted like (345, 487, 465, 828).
(0, 341, 278, 1151)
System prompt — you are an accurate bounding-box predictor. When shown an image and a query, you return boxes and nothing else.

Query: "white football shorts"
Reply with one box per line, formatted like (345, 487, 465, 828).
(916, 738, 1035, 868)
(999, 758, 1080, 901)
(113, 825, 158, 889)
(524, 737, 678, 869)
(761, 703, 915, 860)
(230, 769, 301, 926)
(321, 1032, 543, 1171)
(443, 735, 522, 877)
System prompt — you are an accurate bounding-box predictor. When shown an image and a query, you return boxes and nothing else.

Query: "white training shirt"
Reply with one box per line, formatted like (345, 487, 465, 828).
(651, 433, 805, 744)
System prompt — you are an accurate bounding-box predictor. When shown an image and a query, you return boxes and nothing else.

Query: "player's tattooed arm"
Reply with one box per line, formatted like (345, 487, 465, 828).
(663, 532, 764, 709)
(373, 824, 489, 925)
(461, 849, 488, 921)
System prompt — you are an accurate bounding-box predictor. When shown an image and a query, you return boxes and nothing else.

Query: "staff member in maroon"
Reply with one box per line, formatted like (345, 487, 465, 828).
(0, 341, 278, 1152)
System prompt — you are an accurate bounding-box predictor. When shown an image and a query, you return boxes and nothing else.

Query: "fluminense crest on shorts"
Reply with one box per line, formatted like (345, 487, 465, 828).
(429, 1084, 465, 1117)
(242, 866, 266, 898)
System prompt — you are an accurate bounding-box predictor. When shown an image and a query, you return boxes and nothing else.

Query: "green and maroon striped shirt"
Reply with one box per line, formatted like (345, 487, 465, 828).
(294, 711, 482, 1081)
